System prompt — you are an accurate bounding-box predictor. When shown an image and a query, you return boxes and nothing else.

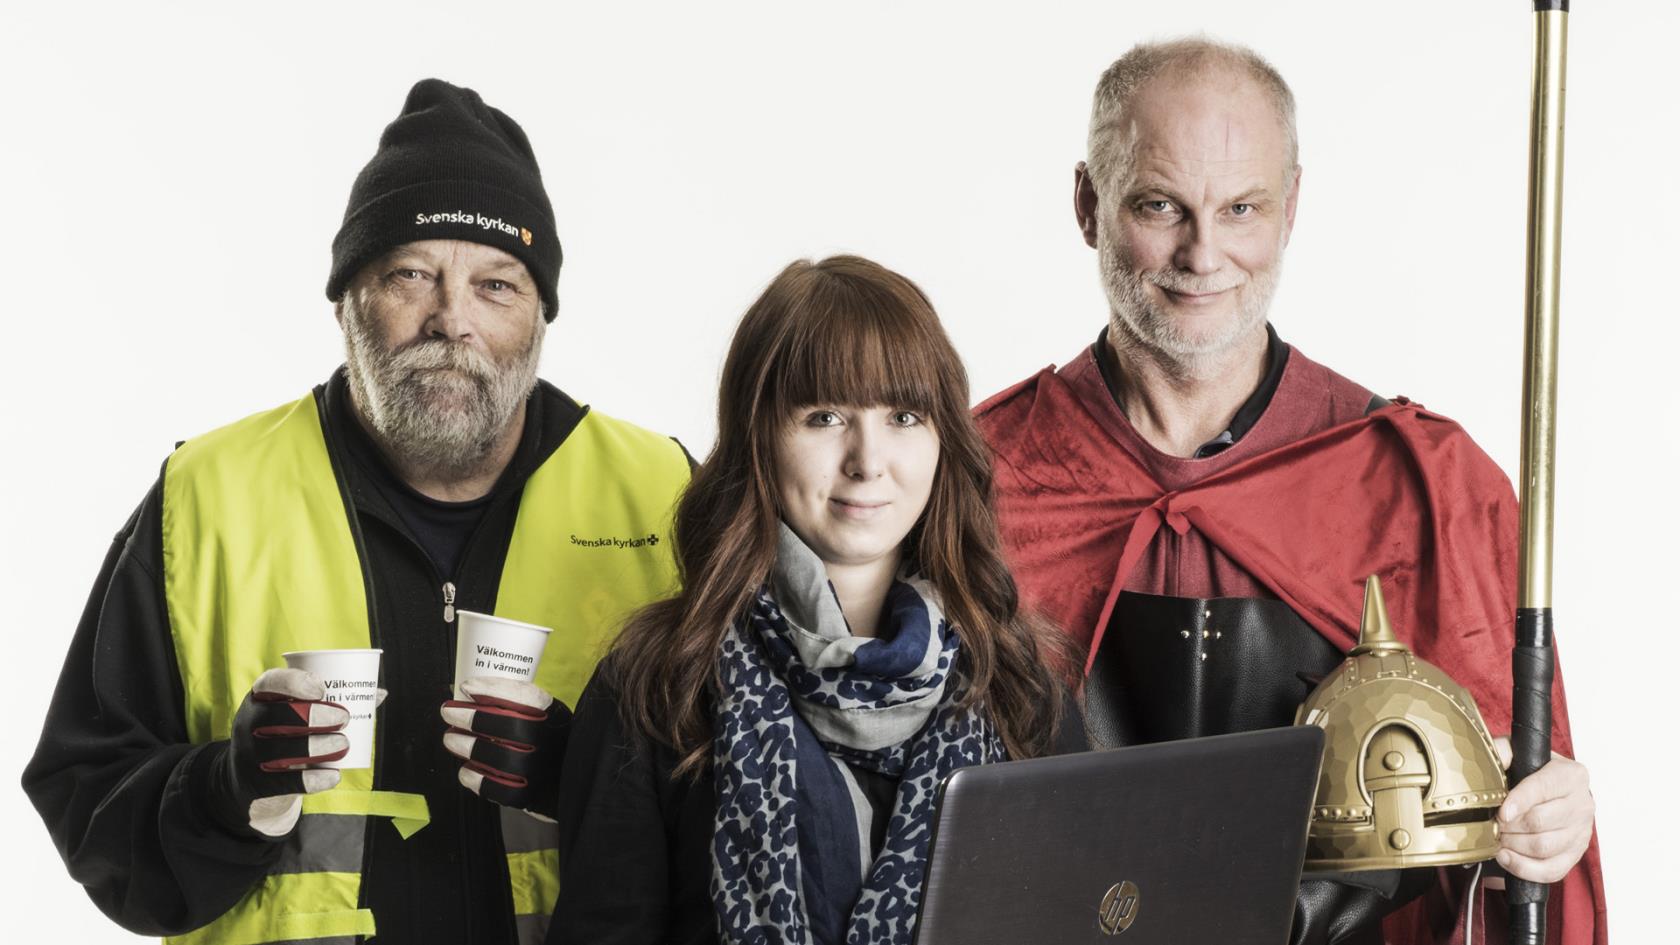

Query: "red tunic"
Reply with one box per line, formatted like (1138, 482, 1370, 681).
(976, 342, 1607, 945)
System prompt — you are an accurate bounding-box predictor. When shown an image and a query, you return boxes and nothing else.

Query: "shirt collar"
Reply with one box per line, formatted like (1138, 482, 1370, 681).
(1091, 323, 1290, 459)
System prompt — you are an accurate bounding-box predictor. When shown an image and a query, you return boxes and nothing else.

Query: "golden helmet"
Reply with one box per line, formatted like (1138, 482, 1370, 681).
(1294, 576, 1508, 871)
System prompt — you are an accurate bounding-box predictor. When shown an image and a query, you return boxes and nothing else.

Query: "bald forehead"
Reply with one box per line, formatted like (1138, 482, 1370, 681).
(1122, 67, 1292, 187)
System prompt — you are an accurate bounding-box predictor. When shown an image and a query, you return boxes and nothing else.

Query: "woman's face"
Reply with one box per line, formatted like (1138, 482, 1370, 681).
(774, 403, 940, 575)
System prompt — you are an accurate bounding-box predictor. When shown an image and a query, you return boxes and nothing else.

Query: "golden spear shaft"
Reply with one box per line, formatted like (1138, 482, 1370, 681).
(1510, 2, 1569, 942)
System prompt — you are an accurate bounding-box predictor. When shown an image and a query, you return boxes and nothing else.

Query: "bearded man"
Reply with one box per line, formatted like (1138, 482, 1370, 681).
(23, 79, 690, 945)
(975, 40, 1607, 944)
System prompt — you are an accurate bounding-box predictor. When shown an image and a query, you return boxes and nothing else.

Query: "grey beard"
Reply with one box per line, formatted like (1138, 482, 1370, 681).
(1098, 225, 1283, 380)
(341, 303, 544, 480)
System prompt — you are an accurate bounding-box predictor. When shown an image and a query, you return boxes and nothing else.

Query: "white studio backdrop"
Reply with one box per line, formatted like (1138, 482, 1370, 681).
(2, 1, 1673, 940)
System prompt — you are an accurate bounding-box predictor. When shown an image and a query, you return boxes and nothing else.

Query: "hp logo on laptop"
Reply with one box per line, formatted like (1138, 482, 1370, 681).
(1098, 881, 1140, 934)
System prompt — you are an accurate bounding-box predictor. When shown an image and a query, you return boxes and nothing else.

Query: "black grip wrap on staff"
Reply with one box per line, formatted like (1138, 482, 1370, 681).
(1534, 0, 1568, 12)
(1508, 608, 1555, 943)
(1509, 902, 1546, 945)
(1511, 608, 1555, 783)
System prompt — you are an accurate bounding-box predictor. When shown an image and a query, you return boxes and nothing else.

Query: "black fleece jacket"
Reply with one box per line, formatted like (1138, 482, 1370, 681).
(22, 369, 594, 944)
(548, 658, 1087, 945)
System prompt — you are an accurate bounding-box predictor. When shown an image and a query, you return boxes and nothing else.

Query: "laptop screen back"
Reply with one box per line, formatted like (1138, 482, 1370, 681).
(913, 726, 1325, 945)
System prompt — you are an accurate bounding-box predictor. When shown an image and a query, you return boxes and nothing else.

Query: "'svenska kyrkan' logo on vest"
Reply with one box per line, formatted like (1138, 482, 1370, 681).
(571, 533, 660, 550)
(414, 209, 523, 239)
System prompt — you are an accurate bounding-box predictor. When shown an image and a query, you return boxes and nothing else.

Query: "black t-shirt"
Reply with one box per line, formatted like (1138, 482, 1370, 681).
(341, 414, 501, 579)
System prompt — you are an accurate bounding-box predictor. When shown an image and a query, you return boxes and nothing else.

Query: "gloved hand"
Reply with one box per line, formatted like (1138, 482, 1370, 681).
(206, 668, 350, 837)
(440, 678, 572, 822)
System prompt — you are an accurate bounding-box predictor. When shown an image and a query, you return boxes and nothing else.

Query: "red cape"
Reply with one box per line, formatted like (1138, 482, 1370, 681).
(979, 366, 1607, 945)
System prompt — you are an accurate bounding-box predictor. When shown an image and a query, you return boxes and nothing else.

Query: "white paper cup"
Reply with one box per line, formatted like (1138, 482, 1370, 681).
(282, 648, 383, 770)
(453, 611, 552, 699)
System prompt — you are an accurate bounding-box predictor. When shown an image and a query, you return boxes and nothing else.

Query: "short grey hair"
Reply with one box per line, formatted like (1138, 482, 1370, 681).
(1086, 37, 1298, 197)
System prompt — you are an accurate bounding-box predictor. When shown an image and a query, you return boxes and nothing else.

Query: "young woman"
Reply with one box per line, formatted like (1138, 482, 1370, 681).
(547, 255, 1082, 945)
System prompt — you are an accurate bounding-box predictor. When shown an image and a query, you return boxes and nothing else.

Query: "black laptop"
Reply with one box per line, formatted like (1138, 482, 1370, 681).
(913, 725, 1324, 945)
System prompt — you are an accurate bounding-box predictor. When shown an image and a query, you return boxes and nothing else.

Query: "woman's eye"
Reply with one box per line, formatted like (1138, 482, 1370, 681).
(892, 411, 923, 427)
(806, 410, 842, 427)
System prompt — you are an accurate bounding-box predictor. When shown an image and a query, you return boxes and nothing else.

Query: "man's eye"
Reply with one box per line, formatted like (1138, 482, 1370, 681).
(393, 268, 424, 281)
(1143, 200, 1175, 214)
(484, 279, 511, 293)
(1231, 203, 1255, 216)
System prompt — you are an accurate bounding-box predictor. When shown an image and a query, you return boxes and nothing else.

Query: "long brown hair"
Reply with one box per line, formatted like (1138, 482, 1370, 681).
(610, 255, 1073, 774)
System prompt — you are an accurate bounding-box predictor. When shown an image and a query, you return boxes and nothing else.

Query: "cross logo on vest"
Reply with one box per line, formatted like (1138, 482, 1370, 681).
(1098, 881, 1140, 935)
(569, 532, 660, 550)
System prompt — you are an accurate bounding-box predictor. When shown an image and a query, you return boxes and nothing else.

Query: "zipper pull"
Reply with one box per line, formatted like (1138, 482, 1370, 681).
(442, 581, 457, 623)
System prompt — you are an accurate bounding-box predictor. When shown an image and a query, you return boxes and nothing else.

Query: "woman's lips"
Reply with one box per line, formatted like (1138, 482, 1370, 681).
(830, 497, 889, 520)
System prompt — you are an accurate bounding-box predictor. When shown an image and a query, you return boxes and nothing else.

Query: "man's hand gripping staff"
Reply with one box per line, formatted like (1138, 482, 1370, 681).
(206, 668, 350, 837)
(440, 678, 573, 821)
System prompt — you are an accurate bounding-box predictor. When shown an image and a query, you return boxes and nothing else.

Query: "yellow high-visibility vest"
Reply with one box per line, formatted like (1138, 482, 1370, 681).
(159, 391, 687, 945)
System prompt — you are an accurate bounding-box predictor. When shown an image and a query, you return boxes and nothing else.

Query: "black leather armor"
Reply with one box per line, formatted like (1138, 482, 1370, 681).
(1086, 591, 1432, 945)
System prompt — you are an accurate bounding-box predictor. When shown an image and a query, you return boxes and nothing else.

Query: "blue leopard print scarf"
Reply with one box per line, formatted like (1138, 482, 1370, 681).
(711, 525, 1006, 945)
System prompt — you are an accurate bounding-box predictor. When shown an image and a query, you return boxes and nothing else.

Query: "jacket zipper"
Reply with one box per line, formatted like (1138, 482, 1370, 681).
(325, 381, 542, 943)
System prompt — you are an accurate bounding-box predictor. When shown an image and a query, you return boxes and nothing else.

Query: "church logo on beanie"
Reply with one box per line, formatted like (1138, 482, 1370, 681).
(414, 209, 524, 240)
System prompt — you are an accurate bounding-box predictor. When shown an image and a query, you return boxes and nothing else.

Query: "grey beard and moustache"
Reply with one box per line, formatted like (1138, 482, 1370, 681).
(1098, 221, 1285, 380)
(341, 299, 545, 480)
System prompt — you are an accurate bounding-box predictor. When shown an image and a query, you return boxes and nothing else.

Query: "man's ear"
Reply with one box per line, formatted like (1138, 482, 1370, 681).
(1074, 162, 1100, 249)
(1282, 164, 1302, 245)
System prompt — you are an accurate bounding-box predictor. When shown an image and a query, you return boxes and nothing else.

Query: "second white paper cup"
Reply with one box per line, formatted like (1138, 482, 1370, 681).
(282, 648, 382, 770)
(454, 611, 552, 700)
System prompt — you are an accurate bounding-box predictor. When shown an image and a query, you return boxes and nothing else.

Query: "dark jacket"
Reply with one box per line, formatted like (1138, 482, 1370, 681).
(547, 656, 1086, 945)
(22, 369, 592, 944)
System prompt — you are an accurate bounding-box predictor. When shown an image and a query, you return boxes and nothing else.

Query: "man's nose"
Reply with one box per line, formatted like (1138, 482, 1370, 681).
(424, 278, 473, 341)
(842, 423, 886, 481)
(1171, 218, 1224, 275)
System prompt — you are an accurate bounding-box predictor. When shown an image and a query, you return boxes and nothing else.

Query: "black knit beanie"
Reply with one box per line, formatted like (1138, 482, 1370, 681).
(327, 78, 561, 320)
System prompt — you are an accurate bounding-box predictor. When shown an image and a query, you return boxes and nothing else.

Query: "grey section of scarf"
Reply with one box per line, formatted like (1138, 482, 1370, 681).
(771, 522, 949, 752)
(831, 757, 876, 880)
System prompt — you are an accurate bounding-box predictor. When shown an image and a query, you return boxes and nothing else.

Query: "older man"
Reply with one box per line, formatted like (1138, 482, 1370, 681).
(975, 41, 1606, 944)
(22, 80, 689, 945)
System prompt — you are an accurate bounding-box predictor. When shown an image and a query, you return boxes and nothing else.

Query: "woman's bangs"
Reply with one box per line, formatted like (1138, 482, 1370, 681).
(771, 298, 943, 419)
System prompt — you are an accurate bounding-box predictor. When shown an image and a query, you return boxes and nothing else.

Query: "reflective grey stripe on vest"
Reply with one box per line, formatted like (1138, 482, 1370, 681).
(515, 912, 551, 945)
(272, 814, 367, 875)
(502, 805, 558, 945)
(499, 806, 559, 854)
(272, 938, 359, 945)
